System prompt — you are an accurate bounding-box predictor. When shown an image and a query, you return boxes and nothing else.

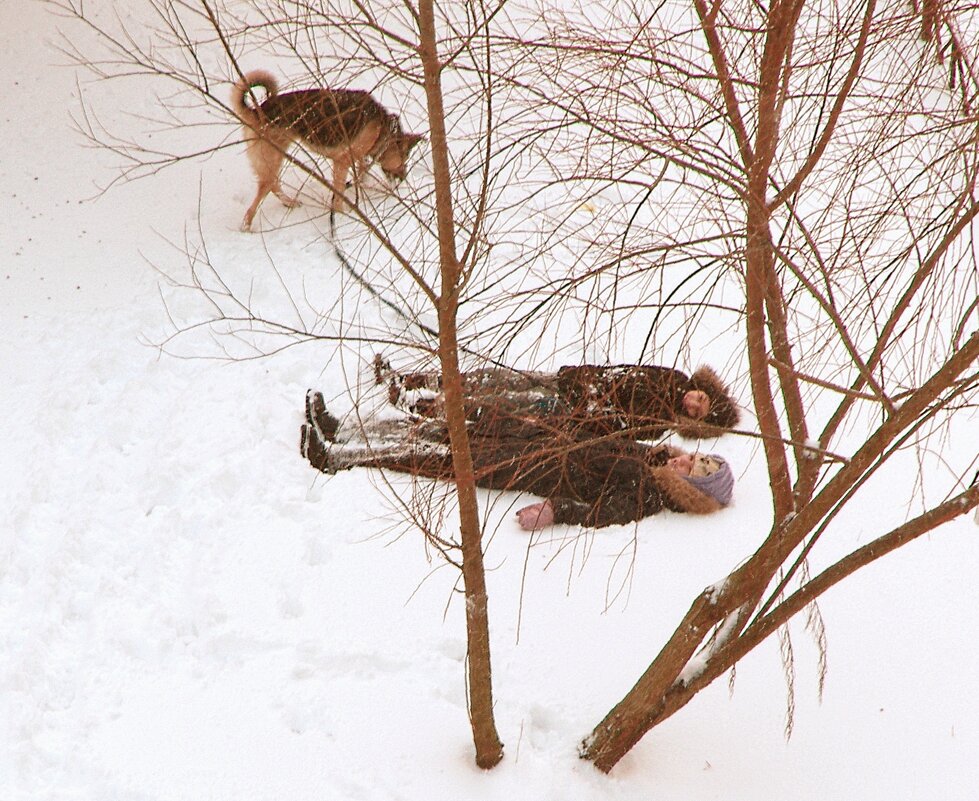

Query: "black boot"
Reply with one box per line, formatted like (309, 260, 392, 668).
(305, 390, 340, 442)
(373, 353, 392, 385)
(300, 423, 335, 473)
(301, 390, 341, 474)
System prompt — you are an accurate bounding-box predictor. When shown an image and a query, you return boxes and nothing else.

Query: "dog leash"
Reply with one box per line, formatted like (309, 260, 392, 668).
(327, 208, 440, 342)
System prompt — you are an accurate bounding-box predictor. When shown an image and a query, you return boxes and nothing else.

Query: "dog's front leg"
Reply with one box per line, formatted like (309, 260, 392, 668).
(331, 157, 352, 213)
(351, 157, 369, 206)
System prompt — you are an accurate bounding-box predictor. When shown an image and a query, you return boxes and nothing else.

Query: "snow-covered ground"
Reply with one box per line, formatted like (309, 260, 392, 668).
(2, 3, 978, 800)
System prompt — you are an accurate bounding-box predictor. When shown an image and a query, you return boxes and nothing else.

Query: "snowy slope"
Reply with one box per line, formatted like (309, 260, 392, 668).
(2, 3, 978, 800)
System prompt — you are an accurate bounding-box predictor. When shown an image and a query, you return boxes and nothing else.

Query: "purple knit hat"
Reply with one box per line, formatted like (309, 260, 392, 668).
(682, 455, 734, 506)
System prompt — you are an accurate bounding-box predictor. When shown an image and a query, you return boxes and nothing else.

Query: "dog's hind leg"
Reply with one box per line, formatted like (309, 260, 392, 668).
(242, 178, 276, 231)
(242, 135, 295, 231)
(272, 179, 300, 209)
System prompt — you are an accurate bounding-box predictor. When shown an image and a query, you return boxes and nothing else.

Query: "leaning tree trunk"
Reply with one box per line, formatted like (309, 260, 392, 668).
(582, 0, 804, 772)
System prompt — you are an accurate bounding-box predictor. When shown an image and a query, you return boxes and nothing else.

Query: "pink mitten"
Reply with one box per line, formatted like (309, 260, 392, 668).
(516, 500, 555, 530)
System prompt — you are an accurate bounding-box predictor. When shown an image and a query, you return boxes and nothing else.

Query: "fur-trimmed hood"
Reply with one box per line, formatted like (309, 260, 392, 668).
(649, 454, 734, 514)
(674, 365, 741, 439)
(683, 454, 734, 506)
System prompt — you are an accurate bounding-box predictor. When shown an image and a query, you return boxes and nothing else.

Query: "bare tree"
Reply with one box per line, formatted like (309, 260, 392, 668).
(49, 0, 532, 768)
(51, 0, 979, 778)
(415, 0, 503, 767)
(499, 0, 979, 772)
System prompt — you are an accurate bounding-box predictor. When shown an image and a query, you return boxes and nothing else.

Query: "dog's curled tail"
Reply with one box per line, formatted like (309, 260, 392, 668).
(231, 69, 278, 125)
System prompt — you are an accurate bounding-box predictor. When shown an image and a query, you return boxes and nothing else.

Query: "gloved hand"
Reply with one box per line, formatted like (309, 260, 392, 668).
(515, 499, 555, 530)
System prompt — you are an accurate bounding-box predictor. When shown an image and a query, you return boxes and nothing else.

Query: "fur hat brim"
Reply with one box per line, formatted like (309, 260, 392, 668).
(651, 466, 723, 514)
(684, 365, 740, 434)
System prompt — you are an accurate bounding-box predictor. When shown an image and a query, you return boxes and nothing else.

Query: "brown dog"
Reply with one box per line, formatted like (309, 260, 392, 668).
(231, 69, 423, 230)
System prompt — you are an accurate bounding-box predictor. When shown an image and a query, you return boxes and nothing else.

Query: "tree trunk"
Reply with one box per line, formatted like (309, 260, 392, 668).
(439, 314, 504, 769)
(417, 0, 503, 769)
(580, 589, 718, 771)
(580, 560, 769, 772)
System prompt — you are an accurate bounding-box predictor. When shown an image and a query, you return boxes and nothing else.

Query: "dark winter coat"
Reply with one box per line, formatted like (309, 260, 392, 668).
(554, 364, 740, 439)
(303, 403, 725, 528)
(384, 363, 740, 441)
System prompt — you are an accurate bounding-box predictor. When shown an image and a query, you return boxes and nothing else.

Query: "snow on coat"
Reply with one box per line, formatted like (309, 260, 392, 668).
(381, 361, 740, 440)
(301, 393, 732, 529)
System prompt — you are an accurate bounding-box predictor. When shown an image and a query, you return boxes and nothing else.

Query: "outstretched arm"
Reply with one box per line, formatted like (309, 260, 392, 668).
(516, 494, 653, 530)
(514, 457, 725, 530)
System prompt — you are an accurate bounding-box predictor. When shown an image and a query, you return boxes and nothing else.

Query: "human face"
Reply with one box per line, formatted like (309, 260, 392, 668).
(682, 390, 711, 420)
(668, 454, 695, 476)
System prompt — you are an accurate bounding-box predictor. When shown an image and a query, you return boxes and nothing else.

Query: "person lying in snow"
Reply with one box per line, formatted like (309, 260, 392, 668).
(373, 356, 740, 440)
(300, 390, 734, 530)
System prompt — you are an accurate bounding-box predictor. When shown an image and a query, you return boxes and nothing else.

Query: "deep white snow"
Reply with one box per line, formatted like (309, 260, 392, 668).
(2, 3, 978, 800)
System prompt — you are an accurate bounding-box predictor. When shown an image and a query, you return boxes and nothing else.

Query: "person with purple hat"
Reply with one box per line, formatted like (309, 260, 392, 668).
(514, 449, 734, 531)
(301, 390, 735, 530)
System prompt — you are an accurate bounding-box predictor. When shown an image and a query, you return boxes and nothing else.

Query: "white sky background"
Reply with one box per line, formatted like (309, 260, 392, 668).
(1, 2, 978, 799)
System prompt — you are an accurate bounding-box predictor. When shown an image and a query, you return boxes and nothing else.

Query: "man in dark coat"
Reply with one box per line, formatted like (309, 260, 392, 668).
(300, 390, 734, 530)
(375, 357, 740, 441)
